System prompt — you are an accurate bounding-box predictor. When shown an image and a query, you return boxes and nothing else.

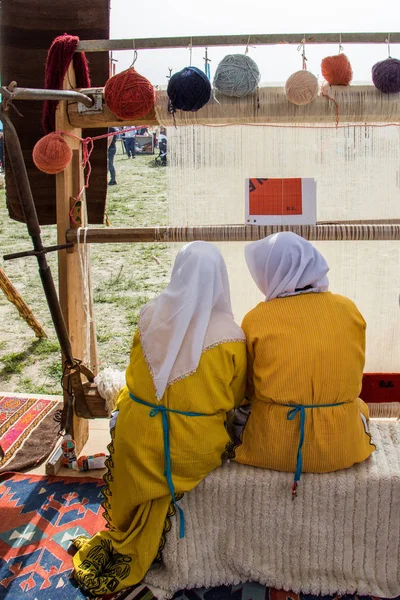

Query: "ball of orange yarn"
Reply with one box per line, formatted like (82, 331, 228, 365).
(104, 68, 155, 120)
(32, 133, 72, 174)
(285, 70, 319, 106)
(321, 53, 353, 85)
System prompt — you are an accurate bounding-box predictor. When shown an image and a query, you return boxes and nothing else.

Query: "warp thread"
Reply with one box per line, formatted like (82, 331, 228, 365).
(42, 33, 91, 134)
(213, 54, 261, 98)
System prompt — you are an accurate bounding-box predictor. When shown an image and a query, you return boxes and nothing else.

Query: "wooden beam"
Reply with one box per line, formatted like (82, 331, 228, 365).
(0, 268, 47, 338)
(55, 64, 98, 455)
(68, 85, 400, 128)
(76, 32, 400, 53)
(68, 90, 158, 128)
(66, 224, 400, 244)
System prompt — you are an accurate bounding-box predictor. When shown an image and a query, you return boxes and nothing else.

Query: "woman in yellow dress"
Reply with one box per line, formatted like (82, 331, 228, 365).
(73, 241, 246, 596)
(232, 232, 375, 496)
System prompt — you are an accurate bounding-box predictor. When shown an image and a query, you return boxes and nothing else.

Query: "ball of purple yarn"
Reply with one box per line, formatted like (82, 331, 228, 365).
(372, 58, 400, 94)
(167, 66, 211, 112)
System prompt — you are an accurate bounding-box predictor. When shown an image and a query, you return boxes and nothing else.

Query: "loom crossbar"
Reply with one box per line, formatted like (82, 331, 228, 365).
(68, 85, 400, 128)
(67, 224, 400, 244)
(76, 32, 400, 52)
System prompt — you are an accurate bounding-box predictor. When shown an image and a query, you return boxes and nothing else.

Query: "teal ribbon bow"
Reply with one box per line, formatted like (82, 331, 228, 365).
(281, 401, 345, 497)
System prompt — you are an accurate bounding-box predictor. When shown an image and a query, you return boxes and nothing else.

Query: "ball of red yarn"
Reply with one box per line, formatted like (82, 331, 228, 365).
(321, 53, 353, 86)
(104, 68, 155, 120)
(32, 133, 72, 174)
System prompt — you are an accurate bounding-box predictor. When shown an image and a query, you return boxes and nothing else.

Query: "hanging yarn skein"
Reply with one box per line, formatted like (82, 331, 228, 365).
(167, 66, 211, 112)
(285, 70, 319, 106)
(213, 54, 261, 98)
(32, 132, 72, 174)
(372, 58, 400, 94)
(105, 68, 155, 120)
(321, 53, 353, 85)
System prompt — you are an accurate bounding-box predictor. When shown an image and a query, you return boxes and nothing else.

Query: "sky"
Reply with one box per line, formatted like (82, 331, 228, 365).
(109, 0, 400, 85)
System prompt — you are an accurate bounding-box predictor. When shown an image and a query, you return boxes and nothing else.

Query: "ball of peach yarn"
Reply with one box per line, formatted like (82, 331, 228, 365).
(285, 70, 319, 106)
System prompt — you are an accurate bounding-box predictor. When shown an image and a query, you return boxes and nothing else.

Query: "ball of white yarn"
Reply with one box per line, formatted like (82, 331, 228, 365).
(94, 368, 126, 415)
(285, 70, 319, 106)
(213, 54, 261, 98)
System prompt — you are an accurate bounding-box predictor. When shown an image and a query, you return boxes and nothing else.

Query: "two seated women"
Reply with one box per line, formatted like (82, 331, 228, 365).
(73, 233, 375, 596)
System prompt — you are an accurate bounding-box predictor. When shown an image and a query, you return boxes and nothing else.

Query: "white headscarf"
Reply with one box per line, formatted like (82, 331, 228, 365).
(139, 241, 245, 399)
(245, 232, 329, 301)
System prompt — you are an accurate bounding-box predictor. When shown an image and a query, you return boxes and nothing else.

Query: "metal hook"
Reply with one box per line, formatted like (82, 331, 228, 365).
(297, 37, 307, 69)
(189, 37, 193, 66)
(166, 67, 173, 81)
(386, 33, 391, 58)
(129, 40, 138, 68)
(203, 48, 211, 79)
(339, 33, 343, 54)
(244, 35, 256, 55)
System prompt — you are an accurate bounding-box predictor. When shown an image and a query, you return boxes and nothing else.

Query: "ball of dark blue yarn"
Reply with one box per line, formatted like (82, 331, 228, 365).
(167, 66, 211, 112)
(372, 58, 400, 94)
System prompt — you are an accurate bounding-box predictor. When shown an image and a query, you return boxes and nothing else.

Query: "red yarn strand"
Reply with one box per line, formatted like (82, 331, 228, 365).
(320, 84, 340, 127)
(42, 34, 91, 134)
(53, 127, 148, 224)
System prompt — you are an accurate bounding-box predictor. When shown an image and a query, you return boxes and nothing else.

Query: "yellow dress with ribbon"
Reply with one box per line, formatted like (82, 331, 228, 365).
(72, 331, 246, 596)
(233, 292, 375, 489)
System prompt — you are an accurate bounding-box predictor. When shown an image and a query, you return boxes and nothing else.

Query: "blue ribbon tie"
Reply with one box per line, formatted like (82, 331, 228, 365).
(283, 402, 345, 498)
(130, 393, 208, 538)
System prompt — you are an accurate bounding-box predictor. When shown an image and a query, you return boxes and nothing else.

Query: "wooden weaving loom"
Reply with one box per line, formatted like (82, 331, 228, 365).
(0, 31, 399, 463)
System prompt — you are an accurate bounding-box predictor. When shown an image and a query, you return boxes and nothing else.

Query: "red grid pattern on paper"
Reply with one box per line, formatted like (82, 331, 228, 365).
(249, 178, 303, 215)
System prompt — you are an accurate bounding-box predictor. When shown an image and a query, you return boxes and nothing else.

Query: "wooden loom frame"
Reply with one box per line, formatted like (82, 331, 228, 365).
(1, 33, 400, 460)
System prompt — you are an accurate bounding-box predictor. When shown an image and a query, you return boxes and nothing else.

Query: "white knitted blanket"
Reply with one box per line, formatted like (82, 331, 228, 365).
(145, 421, 400, 599)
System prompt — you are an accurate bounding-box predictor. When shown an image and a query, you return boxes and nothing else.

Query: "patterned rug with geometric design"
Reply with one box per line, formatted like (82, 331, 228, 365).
(0, 473, 398, 600)
(0, 395, 62, 473)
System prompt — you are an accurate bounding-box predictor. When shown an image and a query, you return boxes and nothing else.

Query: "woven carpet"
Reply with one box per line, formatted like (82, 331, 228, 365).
(1, 473, 399, 600)
(0, 395, 62, 473)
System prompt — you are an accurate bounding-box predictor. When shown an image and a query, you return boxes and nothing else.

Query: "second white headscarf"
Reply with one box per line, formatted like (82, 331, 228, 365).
(245, 232, 329, 301)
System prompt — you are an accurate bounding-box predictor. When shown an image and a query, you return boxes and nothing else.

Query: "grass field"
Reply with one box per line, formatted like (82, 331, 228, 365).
(0, 150, 170, 394)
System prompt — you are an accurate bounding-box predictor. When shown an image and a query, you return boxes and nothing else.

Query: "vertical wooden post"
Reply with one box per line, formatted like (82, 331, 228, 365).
(55, 64, 98, 454)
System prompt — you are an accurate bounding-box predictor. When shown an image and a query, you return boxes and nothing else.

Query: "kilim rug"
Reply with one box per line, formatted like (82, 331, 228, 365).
(0, 395, 62, 473)
(1, 473, 399, 600)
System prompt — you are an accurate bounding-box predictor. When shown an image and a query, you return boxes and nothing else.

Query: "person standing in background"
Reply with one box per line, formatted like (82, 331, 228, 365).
(108, 127, 118, 186)
(124, 126, 136, 159)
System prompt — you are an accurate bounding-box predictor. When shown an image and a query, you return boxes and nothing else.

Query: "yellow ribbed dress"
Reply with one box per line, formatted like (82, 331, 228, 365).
(234, 292, 375, 473)
(73, 331, 246, 597)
